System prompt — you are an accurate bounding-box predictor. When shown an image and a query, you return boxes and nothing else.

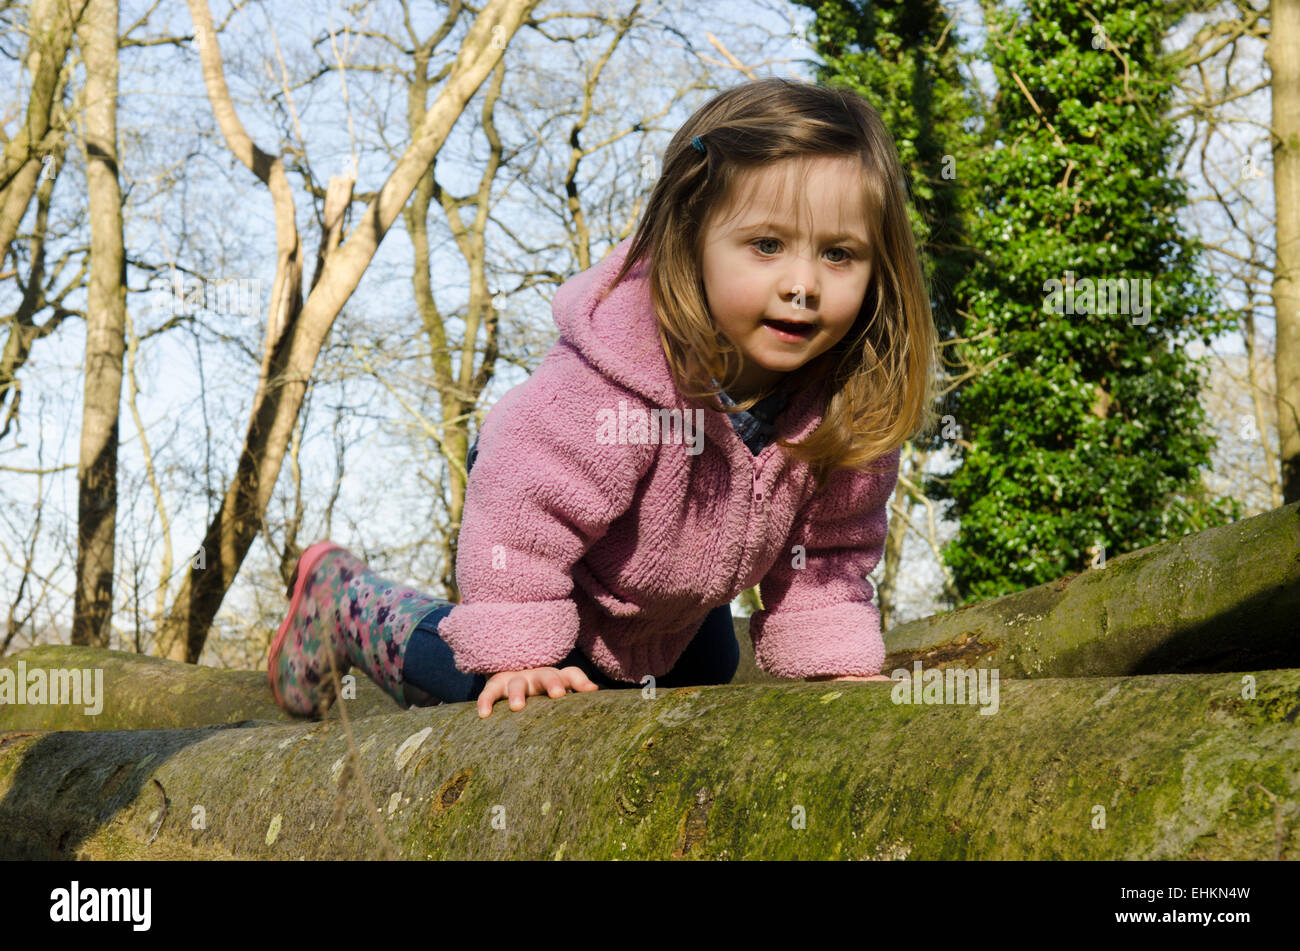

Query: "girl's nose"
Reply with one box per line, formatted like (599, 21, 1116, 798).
(781, 275, 818, 310)
(780, 254, 820, 303)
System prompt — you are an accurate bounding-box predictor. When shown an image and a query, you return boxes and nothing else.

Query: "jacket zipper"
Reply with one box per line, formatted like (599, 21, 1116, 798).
(752, 448, 767, 512)
(732, 440, 775, 592)
(720, 404, 781, 590)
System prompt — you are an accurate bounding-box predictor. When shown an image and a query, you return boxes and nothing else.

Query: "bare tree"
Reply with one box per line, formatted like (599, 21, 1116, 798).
(1169, 1, 1293, 508)
(1266, 0, 1299, 501)
(71, 0, 125, 648)
(1, 0, 87, 442)
(401, 5, 506, 599)
(0, 0, 86, 264)
(153, 0, 542, 662)
(1, 408, 59, 656)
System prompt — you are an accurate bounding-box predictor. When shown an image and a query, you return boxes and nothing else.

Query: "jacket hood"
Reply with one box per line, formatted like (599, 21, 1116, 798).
(550, 238, 678, 406)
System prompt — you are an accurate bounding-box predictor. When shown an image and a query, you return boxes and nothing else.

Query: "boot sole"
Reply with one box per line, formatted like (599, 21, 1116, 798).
(268, 541, 348, 711)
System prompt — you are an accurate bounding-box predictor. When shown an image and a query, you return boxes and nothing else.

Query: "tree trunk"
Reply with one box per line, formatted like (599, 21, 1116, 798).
(1, 100, 77, 443)
(403, 53, 506, 602)
(878, 471, 908, 629)
(0, 645, 397, 732)
(0, 10, 78, 441)
(1270, 0, 1300, 503)
(2, 669, 1296, 859)
(71, 0, 125, 649)
(0, 0, 86, 264)
(156, 0, 540, 662)
(881, 501, 1300, 677)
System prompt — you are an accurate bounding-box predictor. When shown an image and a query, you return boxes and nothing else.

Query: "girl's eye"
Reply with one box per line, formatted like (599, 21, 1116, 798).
(751, 238, 853, 262)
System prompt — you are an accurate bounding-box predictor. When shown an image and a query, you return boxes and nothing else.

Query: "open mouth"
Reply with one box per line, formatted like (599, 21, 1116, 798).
(762, 318, 816, 340)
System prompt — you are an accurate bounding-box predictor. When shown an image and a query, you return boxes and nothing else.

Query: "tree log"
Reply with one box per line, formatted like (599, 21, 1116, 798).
(1, 669, 1297, 859)
(880, 501, 1300, 677)
(0, 645, 396, 731)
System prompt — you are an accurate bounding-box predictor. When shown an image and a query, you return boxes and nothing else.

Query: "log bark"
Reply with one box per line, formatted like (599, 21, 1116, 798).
(880, 501, 1300, 677)
(1, 669, 1297, 859)
(0, 646, 396, 731)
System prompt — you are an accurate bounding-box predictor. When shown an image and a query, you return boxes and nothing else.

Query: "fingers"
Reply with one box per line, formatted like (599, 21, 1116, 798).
(560, 665, 600, 692)
(477, 677, 504, 718)
(475, 672, 534, 718)
(507, 674, 529, 711)
(476, 667, 599, 718)
(540, 668, 568, 699)
(475, 673, 522, 718)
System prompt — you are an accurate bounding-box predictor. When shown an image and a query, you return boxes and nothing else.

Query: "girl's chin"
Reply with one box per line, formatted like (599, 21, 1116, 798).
(729, 358, 813, 395)
(745, 351, 812, 375)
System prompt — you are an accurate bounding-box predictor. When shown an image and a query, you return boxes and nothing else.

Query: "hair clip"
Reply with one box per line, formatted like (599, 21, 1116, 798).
(691, 136, 706, 154)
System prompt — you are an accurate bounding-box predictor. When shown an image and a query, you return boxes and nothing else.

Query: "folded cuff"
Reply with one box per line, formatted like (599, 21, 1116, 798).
(434, 600, 580, 674)
(750, 600, 885, 679)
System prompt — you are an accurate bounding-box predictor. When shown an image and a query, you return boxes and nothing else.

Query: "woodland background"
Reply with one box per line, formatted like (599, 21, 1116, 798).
(0, 0, 1293, 670)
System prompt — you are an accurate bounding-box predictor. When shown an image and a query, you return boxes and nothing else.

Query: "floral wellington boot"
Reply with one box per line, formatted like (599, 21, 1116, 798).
(268, 541, 443, 716)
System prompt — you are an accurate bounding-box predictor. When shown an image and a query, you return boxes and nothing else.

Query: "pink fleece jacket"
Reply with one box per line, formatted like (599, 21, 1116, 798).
(434, 237, 900, 682)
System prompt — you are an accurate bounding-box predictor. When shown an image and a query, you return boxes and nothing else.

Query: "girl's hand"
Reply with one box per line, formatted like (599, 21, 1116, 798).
(477, 666, 600, 718)
(805, 673, 892, 683)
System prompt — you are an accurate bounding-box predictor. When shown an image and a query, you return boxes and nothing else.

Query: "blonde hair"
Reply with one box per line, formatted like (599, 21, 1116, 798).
(606, 76, 938, 491)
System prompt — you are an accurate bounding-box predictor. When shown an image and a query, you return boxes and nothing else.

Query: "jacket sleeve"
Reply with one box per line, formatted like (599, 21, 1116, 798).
(434, 372, 651, 674)
(748, 449, 900, 679)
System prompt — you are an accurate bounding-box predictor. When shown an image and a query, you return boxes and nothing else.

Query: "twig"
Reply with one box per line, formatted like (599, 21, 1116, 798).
(325, 648, 399, 860)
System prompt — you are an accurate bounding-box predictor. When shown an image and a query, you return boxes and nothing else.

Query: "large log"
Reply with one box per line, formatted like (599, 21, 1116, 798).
(2, 669, 1297, 859)
(879, 501, 1300, 678)
(0, 645, 396, 731)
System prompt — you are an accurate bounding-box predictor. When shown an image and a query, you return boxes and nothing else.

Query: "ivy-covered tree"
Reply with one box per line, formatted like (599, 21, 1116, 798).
(794, 0, 985, 623)
(797, 0, 979, 339)
(935, 0, 1239, 601)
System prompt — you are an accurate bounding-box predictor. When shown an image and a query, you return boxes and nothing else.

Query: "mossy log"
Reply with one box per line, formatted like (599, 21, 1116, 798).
(881, 501, 1300, 678)
(2, 670, 1297, 859)
(0, 645, 396, 731)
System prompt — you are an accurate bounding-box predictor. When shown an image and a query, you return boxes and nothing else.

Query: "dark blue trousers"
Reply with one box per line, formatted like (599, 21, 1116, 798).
(402, 601, 740, 703)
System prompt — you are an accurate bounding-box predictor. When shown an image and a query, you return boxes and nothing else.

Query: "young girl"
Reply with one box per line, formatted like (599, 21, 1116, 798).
(268, 76, 937, 720)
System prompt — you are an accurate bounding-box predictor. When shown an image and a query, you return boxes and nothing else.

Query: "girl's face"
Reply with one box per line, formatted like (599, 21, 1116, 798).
(699, 155, 873, 401)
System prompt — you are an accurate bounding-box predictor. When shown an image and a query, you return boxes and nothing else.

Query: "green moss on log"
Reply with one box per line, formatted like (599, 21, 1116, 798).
(883, 501, 1300, 677)
(2, 671, 1296, 859)
(0, 645, 397, 731)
